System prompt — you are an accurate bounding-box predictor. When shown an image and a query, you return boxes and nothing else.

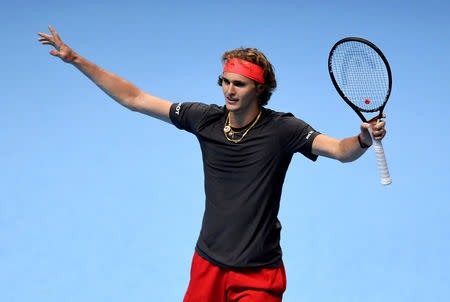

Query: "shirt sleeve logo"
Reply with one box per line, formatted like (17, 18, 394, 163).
(175, 103, 183, 115)
(306, 130, 314, 140)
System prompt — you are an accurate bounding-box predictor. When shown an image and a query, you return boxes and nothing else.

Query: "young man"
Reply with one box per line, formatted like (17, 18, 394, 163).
(38, 26, 386, 302)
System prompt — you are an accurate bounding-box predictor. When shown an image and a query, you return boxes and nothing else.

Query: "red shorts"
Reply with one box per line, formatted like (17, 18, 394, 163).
(183, 252, 287, 302)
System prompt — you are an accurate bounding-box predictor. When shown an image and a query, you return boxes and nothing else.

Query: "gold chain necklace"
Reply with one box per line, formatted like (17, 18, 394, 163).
(223, 109, 262, 143)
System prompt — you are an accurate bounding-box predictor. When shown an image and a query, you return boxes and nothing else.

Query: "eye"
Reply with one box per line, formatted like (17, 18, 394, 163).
(222, 78, 230, 85)
(234, 81, 245, 87)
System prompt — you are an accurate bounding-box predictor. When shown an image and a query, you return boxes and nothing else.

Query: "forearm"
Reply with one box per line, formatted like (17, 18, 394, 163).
(336, 135, 369, 163)
(71, 54, 141, 109)
(312, 134, 369, 162)
(312, 119, 386, 163)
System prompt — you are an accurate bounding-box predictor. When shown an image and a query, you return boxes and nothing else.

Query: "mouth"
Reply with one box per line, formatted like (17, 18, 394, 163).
(226, 97, 239, 104)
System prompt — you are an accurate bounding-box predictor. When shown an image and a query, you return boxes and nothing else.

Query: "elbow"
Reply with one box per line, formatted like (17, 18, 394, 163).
(337, 154, 349, 163)
(337, 151, 357, 163)
(330, 147, 352, 163)
(127, 101, 139, 112)
(339, 157, 355, 163)
(126, 90, 147, 112)
(338, 151, 363, 163)
(124, 94, 142, 112)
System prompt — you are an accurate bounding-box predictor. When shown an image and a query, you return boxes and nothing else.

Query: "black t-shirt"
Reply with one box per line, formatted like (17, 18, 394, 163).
(170, 102, 320, 268)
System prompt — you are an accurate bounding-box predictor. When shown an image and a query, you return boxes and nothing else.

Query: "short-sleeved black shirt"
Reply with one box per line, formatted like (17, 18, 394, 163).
(170, 102, 320, 268)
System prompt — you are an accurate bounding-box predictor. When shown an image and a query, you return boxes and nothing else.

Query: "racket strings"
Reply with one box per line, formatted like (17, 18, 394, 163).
(330, 41, 389, 112)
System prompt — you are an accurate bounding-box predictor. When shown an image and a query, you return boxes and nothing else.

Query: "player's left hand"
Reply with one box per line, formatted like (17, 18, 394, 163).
(360, 114, 387, 146)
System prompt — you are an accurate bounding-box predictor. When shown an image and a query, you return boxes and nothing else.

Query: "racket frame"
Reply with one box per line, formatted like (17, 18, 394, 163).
(328, 37, 392, 123)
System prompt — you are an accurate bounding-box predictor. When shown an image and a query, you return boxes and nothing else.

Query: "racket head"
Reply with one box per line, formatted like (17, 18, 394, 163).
(328, 37, 392, 122)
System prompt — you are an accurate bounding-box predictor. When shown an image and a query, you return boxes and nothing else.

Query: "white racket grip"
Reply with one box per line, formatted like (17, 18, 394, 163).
(369, 128, 392, 185)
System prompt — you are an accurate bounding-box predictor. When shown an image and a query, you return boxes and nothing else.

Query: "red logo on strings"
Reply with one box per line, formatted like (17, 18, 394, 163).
(364, 99, 371, 104)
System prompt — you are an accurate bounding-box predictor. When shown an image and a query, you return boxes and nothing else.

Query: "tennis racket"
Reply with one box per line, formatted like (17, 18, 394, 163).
(328, 37, 392, 185)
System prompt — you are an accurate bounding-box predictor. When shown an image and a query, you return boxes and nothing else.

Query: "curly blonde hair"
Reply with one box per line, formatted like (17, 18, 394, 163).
(218, 48, 276, 106)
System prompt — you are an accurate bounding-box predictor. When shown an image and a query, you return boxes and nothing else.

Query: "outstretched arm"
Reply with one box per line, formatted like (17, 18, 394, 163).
(37, 26, 173, 123)
(312, 116, 386, 162)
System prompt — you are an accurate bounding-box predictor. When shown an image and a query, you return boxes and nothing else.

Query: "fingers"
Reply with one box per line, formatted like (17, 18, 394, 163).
(48, 25, 61, 41)
(37, 32, 52, 39)
(365, 114, 387, 140)
(37, 27, 64, 54)
(368, 113, 386, 124)
(358, 123, 373, 147)
(37, 32, 55, 46)
(372, 120, 386, 140)
(37, 26, 61, 45)
(38, 37, 54, 45)
(360, 118, 386, 142)
(49, 50, 60, 57)
(360, 122, 370, 130)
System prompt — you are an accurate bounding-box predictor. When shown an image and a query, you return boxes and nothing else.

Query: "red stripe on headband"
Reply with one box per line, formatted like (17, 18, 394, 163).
(223, 58, 265, 84)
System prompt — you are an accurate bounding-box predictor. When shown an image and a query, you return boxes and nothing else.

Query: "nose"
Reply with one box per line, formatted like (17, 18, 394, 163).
(225, 83, 236, 96)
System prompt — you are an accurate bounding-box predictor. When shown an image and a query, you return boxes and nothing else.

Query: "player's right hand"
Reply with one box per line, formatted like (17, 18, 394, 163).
(38, 26, 77, 63)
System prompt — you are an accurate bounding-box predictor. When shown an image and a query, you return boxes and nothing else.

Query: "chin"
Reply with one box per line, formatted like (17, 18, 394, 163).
(225, 103, 240, 112)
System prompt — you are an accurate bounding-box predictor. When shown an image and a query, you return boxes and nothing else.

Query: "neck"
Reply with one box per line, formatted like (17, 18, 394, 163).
(229, 105, 261, 128)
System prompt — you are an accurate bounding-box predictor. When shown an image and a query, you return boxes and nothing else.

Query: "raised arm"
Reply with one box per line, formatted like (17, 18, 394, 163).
(312, 116, 386, 162)
(37, 26, 173, 123)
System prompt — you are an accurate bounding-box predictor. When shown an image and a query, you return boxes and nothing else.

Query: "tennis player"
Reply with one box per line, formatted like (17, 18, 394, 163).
(38, 26, 386, 302)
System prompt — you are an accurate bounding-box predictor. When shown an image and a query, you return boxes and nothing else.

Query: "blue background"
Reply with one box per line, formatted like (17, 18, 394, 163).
(2, 0, 449, 301)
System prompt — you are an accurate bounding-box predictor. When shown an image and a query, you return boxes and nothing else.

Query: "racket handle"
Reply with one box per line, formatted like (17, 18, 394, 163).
(369, 128, 392, 185)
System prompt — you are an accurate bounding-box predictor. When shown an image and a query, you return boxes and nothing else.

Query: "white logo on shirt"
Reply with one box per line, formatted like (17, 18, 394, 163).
(306, 130, 314, 140)
(175, 103, 183, 115)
